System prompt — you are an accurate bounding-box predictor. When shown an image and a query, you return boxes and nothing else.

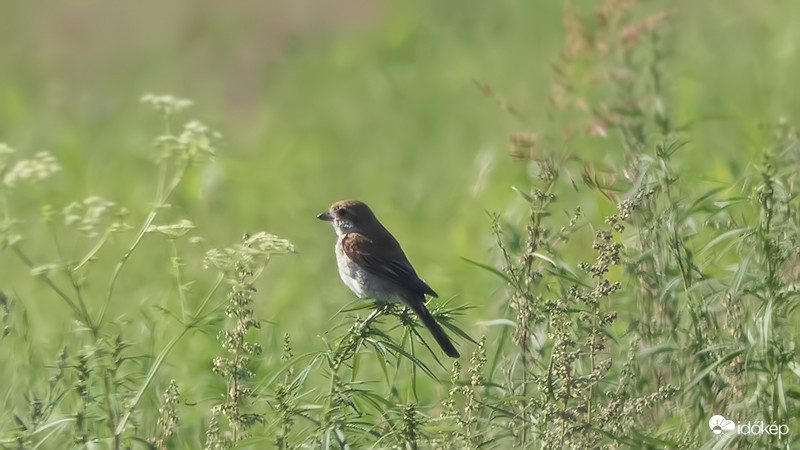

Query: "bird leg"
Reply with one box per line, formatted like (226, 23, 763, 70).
(364, 308, 382, 326)
(364, 302, 395, 327)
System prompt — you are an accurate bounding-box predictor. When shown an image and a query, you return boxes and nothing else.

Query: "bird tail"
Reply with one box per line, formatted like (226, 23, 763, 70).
(405, 298, 459, 358)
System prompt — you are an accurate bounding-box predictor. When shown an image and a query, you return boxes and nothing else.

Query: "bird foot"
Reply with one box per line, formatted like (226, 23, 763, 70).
(364, 308, 382, 326)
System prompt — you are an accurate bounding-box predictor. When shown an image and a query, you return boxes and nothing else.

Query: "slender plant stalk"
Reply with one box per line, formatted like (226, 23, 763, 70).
(114, 272, 224, 437)
(98, 158, 191, 329)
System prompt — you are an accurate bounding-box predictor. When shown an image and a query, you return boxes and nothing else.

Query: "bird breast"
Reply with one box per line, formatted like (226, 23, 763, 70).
(334, 236, 398, 303)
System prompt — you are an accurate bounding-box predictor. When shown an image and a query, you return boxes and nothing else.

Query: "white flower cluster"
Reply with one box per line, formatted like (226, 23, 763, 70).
(63, 196, 127, 237)
(203, 232, 295, 273)
(146, 219, 196, 238)
(0, 143, 14, 173)
(0, 142, 14, 155)
(178, 120, 221, 158)
(140, 94, 193, 116)
(244, 231, 296, 255)
(154, 120, 221, 160)
(3, 151, 61, 187)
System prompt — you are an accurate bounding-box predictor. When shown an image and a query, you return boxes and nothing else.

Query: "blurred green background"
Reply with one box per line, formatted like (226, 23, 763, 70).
(0, 0, 564, 355)
(2, 0, 800, 434)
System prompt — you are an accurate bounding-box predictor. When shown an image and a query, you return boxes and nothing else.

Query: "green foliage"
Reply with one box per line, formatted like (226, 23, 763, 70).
(207, 232, 296, 445)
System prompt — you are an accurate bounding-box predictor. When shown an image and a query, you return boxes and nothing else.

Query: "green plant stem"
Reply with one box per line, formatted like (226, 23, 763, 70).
(46, 220, 97, 339)
(102, 371, 117, 449)
(170, 240, 188, 320)
(587, 309, 597, 426)
(98, 158, 191, 330)
(114, 272, 224, 438)
(11, 244, 87, 325)
(72, 228, 112, 272)
(321, 316, 373, 447)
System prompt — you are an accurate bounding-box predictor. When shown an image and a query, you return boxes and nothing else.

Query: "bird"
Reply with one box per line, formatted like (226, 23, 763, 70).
(317, 200, 459, 358)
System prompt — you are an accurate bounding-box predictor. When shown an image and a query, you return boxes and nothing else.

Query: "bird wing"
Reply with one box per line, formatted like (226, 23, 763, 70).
(341, 232, 438, 298)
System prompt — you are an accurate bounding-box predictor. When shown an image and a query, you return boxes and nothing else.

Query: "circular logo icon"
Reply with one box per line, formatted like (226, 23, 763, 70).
(708, 415, 735, 435)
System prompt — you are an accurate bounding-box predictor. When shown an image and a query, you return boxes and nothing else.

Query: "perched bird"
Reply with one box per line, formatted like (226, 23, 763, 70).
(317, 200, 459, 358)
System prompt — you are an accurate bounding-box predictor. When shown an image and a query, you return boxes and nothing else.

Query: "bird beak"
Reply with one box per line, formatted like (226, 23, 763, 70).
(317, 211, 333, 221)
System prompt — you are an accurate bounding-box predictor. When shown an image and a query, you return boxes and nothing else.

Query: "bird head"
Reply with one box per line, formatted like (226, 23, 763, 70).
(317, 200, 378, 236)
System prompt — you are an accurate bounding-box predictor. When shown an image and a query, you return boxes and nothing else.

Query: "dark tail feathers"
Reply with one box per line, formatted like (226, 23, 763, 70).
(406, 299, 459, 358)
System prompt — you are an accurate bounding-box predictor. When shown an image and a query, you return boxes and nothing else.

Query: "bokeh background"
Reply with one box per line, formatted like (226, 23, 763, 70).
(2, 0, 800, 444)
(1, 0, 566, 354)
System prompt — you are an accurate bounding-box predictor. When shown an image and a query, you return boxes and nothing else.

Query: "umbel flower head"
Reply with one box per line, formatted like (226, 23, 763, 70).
(3, 151, 61, 187)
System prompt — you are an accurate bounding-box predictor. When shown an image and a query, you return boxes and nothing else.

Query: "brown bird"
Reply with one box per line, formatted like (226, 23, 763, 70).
(317, 200, 459, 358)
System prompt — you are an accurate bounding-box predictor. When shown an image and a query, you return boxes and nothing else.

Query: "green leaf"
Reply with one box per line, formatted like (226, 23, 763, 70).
(531, 252, 556, 267)
(512, 186, 533, 202)
(461, 257, 510, 283)
(686, 349, 745, 390)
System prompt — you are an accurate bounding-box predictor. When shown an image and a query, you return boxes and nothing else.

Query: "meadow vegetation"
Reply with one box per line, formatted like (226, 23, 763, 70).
(1, 1, 799, 448)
